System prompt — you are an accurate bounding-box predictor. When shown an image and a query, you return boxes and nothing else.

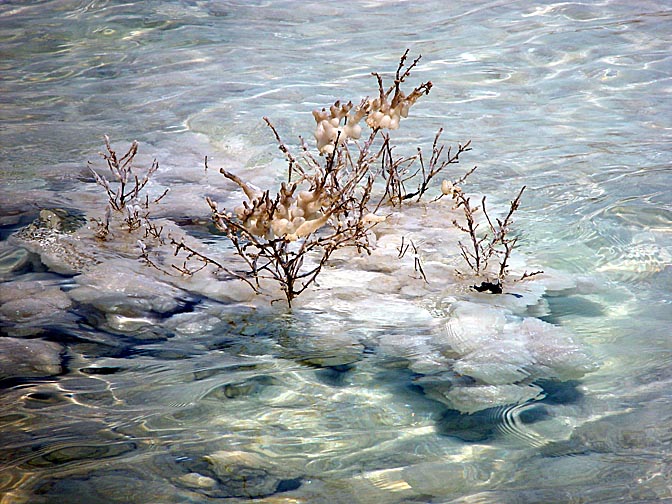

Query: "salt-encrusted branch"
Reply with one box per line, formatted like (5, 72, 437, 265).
(85, 51, 539, 307)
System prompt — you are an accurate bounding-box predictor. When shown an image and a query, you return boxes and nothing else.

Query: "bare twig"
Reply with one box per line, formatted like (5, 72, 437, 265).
(518, 270, 544, 281)
(264, 117, 305, 181)
(452, 185, 529, 291)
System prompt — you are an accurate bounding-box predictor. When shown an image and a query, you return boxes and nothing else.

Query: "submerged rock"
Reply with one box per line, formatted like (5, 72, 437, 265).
(433, 383, 545, 415)
(69, 260, 197, 317)
(400, 301, 597, 414)
(203, 450, 302, 498)
(205, 375, 282, 400)
(176, 472, 217, 490)
(0, 277, 73, 336)
(10, 208, 94, 275)
(0, 244, 33, 276)
(0, 337, 63, 380)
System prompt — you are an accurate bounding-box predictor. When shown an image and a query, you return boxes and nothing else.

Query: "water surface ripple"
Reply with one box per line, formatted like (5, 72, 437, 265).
(1, 1, 671, 502)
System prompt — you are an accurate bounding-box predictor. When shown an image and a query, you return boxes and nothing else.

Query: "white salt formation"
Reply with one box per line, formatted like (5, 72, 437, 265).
(313, 100, 366, 155)
(217, 169, 342, 241)
(313, 81, 431, 155)
(4, 54, 597, 421)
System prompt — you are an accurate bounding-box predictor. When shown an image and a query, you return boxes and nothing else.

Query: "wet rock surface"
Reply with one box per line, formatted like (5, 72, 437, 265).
(69, 262, 199, 317)
(10, 208, 95, 275)
(0, 277, 74, 336)
(0, 337, 63, 381)
(0, 244, 35, 276)
(376, 299, 597, 415)
(201, 450, 302, 498)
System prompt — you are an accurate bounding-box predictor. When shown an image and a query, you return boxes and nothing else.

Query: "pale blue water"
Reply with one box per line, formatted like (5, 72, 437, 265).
(1, 1, 671, 502)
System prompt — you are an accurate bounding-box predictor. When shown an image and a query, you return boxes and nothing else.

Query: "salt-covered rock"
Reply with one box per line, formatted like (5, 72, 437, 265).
(518, 317, 598, 381)
(10, 208, 94, 275)
(175, 273, 260, 304)
(429, 383, 545, 415)
(0, 279, 72, 318)
(163, 312, 223, 336)
(0, 277, 73, 336)
(453, 341, 534, 385)
(0, 337, 63, 380)
(69, 260, 196, 316)
(393, 300, 598, 413)
(438, 302, 508, 355)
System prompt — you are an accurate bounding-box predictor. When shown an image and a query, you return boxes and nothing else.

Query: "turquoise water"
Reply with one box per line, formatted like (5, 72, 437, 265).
(1, 1, 671, 502)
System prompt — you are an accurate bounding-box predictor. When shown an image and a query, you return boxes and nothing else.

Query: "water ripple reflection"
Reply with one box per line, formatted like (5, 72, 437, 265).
(1, 0, 671, 502)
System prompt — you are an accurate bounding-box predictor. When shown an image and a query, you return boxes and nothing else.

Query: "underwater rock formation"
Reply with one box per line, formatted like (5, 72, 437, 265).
(405, 301, 596, 414)
(0, 277, 74, 337)
(10, 208, 96, 275)
(0, 337, 63, 380)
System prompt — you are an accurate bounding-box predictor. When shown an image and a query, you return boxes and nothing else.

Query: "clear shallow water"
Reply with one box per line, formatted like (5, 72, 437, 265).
(1, 1, 671, 502)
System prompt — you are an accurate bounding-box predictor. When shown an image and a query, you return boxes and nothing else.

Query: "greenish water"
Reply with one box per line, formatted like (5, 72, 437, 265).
(1, 1, 670, 502)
